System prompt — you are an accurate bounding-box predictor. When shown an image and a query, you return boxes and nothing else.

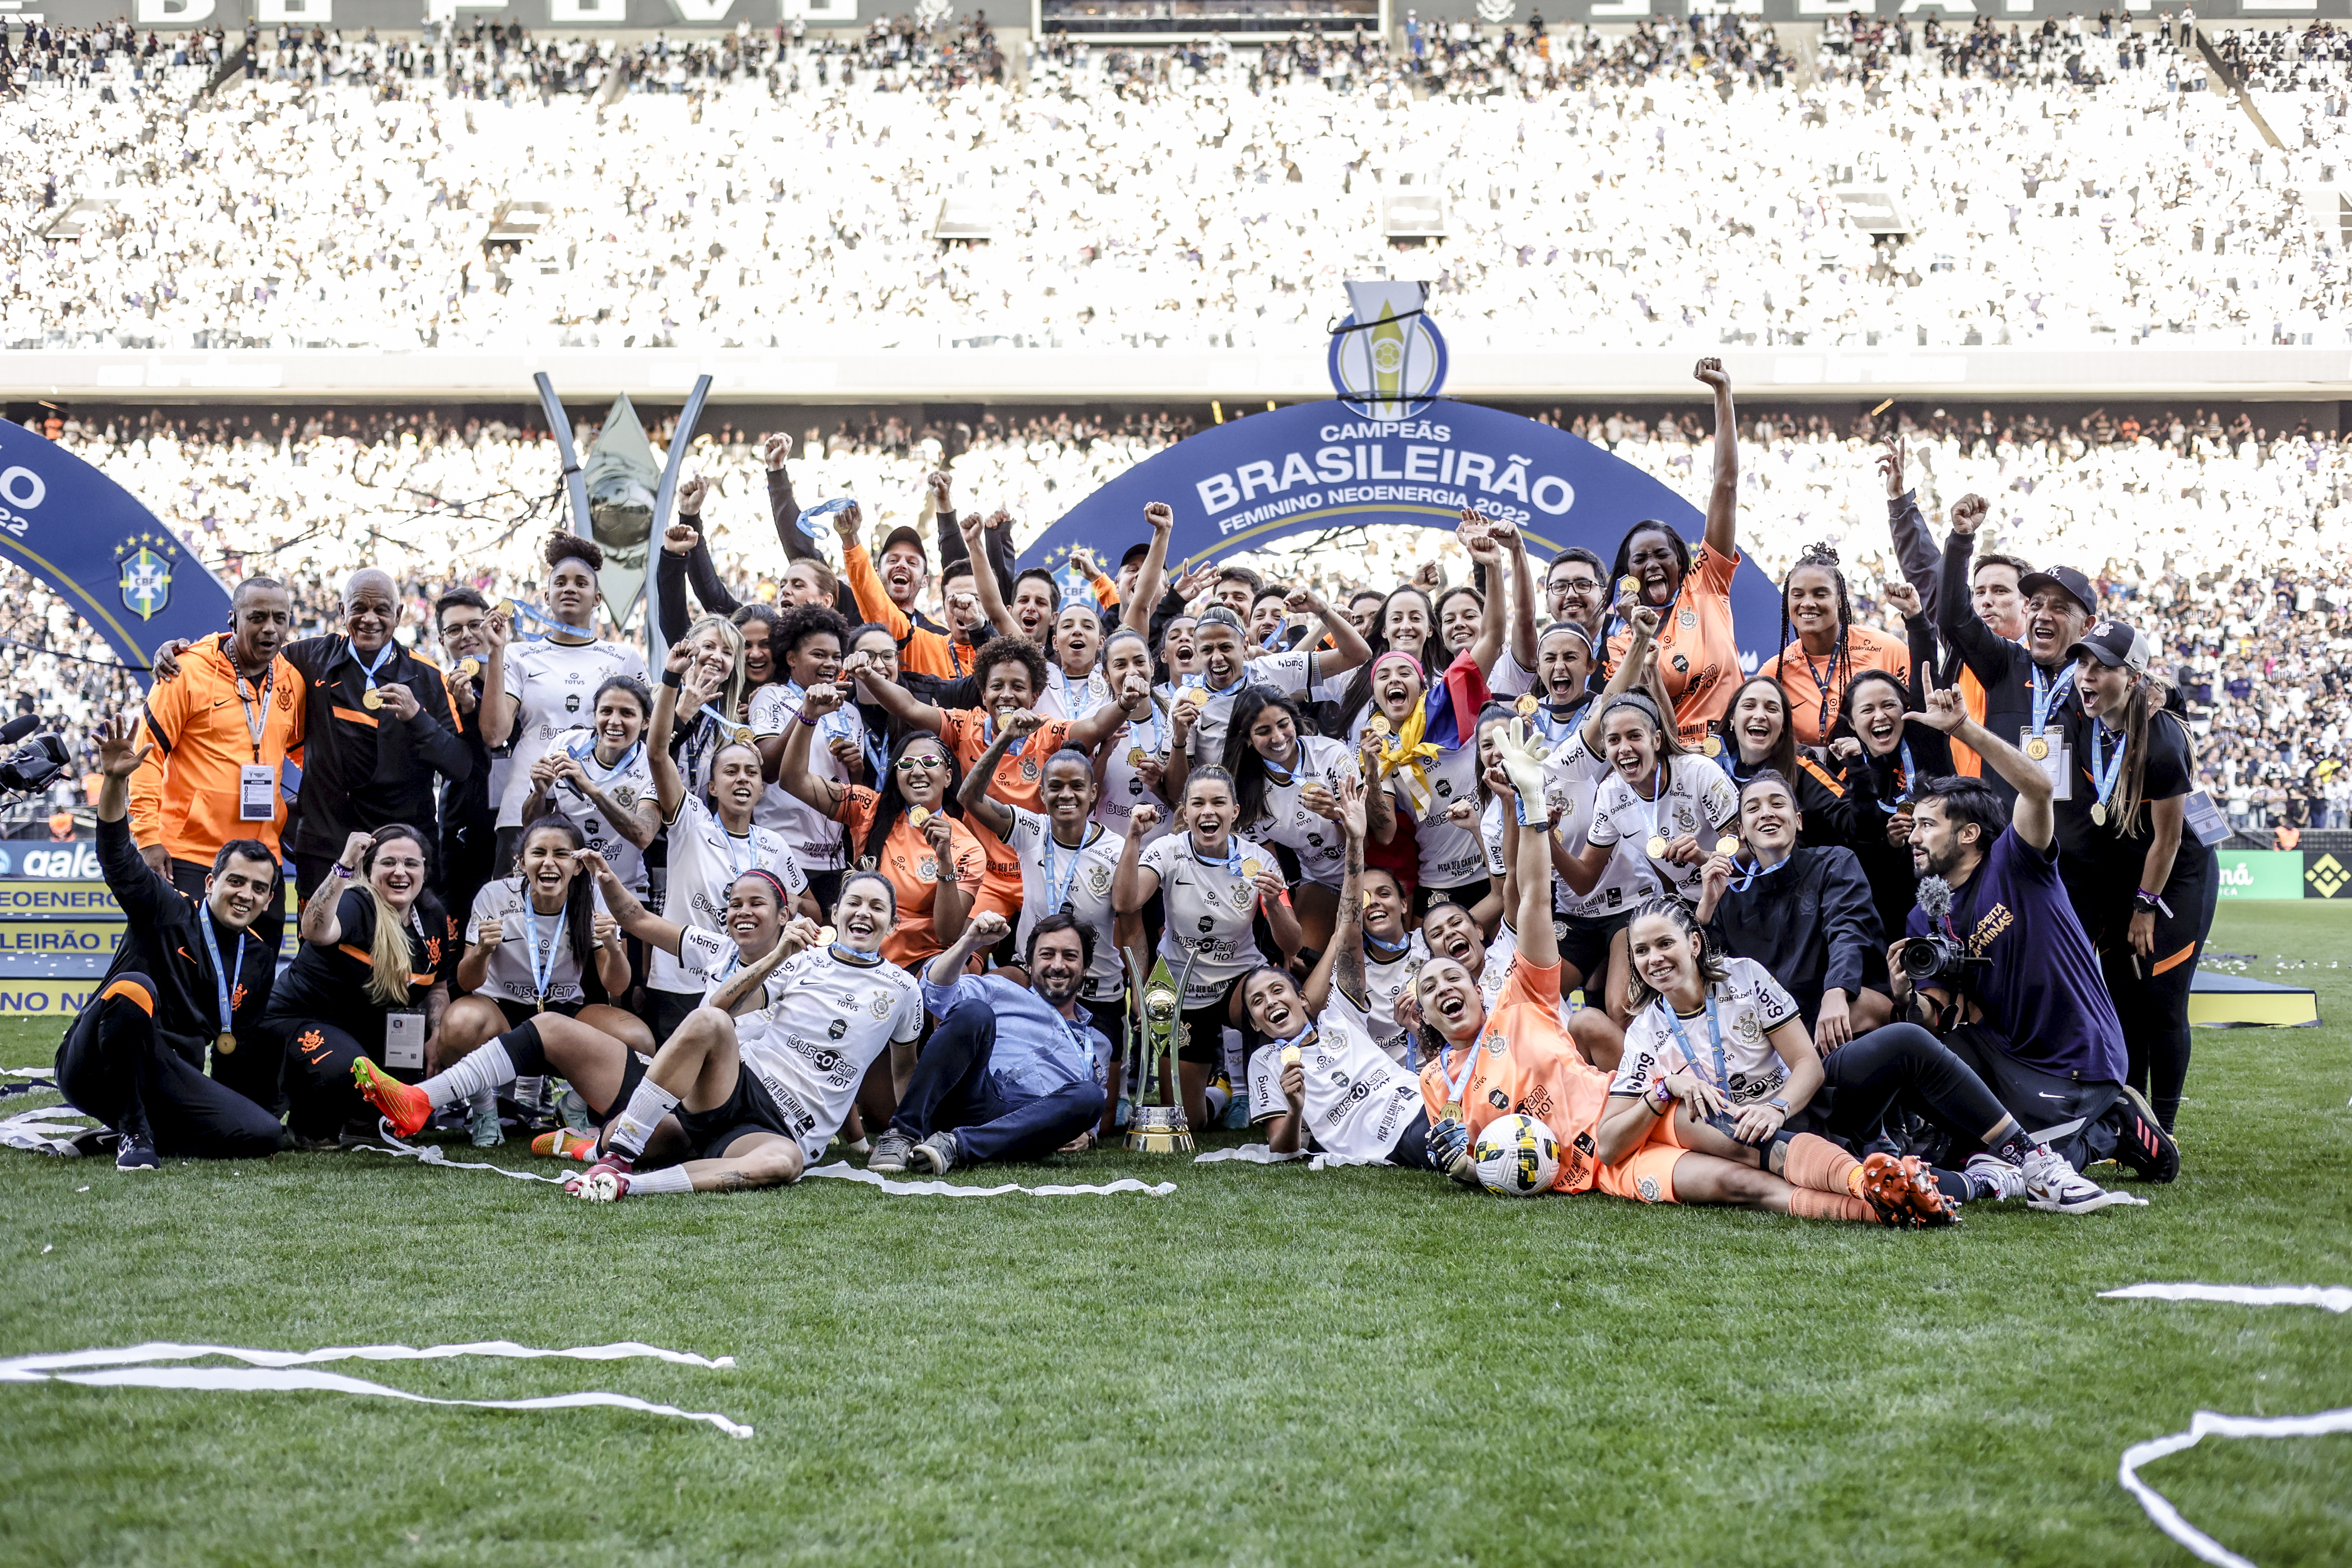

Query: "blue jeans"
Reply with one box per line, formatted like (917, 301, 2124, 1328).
(890, 1001, 1104, 1164)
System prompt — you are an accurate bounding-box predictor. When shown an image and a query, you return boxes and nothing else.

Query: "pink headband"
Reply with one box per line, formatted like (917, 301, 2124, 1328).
(1372, 650, 1424, 681)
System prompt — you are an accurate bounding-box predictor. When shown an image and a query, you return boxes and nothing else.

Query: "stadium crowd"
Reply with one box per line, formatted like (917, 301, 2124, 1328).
(16, 361, 2276, 1242)
(4, 15, 2344, 355)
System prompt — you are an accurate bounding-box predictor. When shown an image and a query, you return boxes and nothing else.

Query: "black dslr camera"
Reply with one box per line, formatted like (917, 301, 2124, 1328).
(1906, 877, 1989, 992)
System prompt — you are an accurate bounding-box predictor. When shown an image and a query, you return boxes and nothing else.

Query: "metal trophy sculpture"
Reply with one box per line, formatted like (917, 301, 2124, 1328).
(532, 371, 712, 664)
(1123, 945, 1192, 1154)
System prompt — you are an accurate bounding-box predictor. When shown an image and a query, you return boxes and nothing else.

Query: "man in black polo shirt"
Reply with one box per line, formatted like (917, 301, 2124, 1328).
(430, 587, 499, 930)
(281, 568, 472, 903)
(1935, 493, 2096, 807)
(54, 716, 283, 1170)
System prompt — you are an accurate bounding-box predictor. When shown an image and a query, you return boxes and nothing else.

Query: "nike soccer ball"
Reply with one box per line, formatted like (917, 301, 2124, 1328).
(1472, 1113, 1560, 1197)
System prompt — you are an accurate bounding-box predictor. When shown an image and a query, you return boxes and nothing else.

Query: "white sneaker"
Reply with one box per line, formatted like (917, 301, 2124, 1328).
(2022, 1146, 2145, 1213)
(1963, 1152, 2027, 1202)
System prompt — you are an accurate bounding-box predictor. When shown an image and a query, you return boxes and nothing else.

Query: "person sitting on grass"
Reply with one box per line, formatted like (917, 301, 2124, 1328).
(568, 875, 924, 1200)
(867, 908, 1109, 1175)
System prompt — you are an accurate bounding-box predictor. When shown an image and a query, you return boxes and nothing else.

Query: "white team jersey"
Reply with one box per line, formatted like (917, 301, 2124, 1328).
(1038, 662, 1113, 724)
(1179, 651, 1318, 766)
(732, 945, 925, 1161)
(748, 682, 861, 871)
(535, 726, 656, 898)
(1583, 752, 1739, 906)
(648, 794, 808, 996)
(1004, 806, 1126, 1002)
(679, 924, 750, 1001)
(1392, 739, 1487, 892)
(1240, 735, 1360, 890)
(464, 877, 614, 1007)
(1611, 956, 1801, 1108)
(1362, 937, 1420, 1062)
(1245, 989, 1422, 1162)
(1488, 646, 1538, 699)
(1138, 830, 1275, 1006)
(1542, 727, 1660, 919)
(497, 637, 650, 828)
(1096, 701, 1175, 842)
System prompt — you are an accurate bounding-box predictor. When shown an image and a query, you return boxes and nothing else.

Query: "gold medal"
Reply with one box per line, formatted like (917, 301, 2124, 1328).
(2024, 736, 2050, 761)
(1703, 735, 1722, 757)
(1280, 1044, 1302, 1068)
(1241, 858, 1263, 880)
(1369, 713, 1392, 738)
(1714, 834, 1739, 857)
(214, 1031, 235, 1056)
(2090, 803, 2107, 827)
(816, 925, 837, 946)
(361, 686, 385, 710)
(456, 657, 480, 680)
(1619, 575, 1640, 596)
(1127, 746, 1145, 767)
(1514, 693, 1538, 716)
(1441, 1100, 1463, 1124)
(1646, 834, 1670, 860)
(908, 806, 933, 827)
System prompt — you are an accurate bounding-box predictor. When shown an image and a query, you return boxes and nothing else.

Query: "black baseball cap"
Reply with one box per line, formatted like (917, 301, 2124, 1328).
(2017, 564, 2094, 616)
(1119, 542, 1152, 570)
(2065, 619, 2150, 674)
(878, 525, 929, 567)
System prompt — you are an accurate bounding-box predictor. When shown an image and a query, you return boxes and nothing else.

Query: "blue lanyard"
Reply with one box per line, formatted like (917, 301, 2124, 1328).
(720, 825, 754, 879)
(2028, 664, 2060, 734)
(1873, 741, 1916, 816)
(1727, 852, 1791, 894)
(1057, 1008, 1099, 1072)
(982, 712, 1029, 760)
(197, 913, 241, 1038)
(1438, 1030, 1482, 1110)
(348, 637, 396, 688)
(524, 898, 561, 1004)
(567, 732, 643, 787)
(1042, 826, 1091, 912)
(697, 702, 743, 739)
(2089, 723, 2127, 814)
(1126, 698, 1166, 759)
(1662, 993, 1728, 1092)
(1182, 667, 1249, 702)
(1530, 697, 1589, 748)
(1188, 830, 1243, 878)
(1049, 664, 1107, 718)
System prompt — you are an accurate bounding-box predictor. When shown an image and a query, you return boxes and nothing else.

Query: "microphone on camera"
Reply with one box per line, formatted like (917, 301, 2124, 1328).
(0, 714, 42, 748)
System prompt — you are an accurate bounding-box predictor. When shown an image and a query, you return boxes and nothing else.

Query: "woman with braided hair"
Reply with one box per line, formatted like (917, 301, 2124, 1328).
(1759, 542, 1912, 746)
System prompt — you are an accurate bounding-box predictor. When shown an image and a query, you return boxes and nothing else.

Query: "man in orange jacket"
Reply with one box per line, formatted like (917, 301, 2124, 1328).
(131, 576, 305, 953)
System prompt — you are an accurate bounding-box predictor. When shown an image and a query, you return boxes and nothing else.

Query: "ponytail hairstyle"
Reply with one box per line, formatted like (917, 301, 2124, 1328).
(859, 729, 964, 869)
(1336, 584, 1447, 736)
(679, 612, 748, 725)
(1620, 895, 1730, 1014)
(1776, 542, 1855, 732)
(517, 813, 598, 973)
(360, 824, 430, 1008)
(1221, 686, 1308, 828)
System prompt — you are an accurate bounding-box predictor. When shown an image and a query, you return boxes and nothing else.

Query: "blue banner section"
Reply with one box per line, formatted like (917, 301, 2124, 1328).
(0, 425, 232, 673)
(1021, 399, 1785, 665)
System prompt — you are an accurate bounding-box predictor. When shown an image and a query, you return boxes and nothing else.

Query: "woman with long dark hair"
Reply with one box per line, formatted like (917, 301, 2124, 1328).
(1220, 685, 1383, 958)
(1707, 674, 1843, 829)
(1823, 667, 1955, 944)
(1333, 581, 1450, 742)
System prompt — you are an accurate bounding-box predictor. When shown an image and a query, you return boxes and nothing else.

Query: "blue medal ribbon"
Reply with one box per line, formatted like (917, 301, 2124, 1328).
(567, 731, 644, 787)
(524, 897, 561, 1007)
(1188, 830, 1244, 879)
(982, 711, 1031, 760)
(2028, 663, 2060, 735)
(348, 637, 397, 696)
(1042, 825, 1092, 914)
(1872, 740, 1917, 816)
(197, 913, 241, 1043)
(1726, 851, 1792, 894)
(2088, 722, 2128, 819)
(1661, 993, 1729, 1094)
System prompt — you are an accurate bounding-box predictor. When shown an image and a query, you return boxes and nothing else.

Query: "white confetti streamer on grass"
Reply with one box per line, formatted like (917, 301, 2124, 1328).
(801, 1161, 1174, 1197)
(1192, 1144, 1389, 1170)
(0, 1341, 750, 1438)
(2101, 1283, 2352, 1314)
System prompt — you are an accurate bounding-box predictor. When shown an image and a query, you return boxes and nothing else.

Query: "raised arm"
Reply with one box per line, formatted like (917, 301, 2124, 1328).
(1880, 436, 1943, 622)
(1112, 804, 1164, 914)
(959, 507, 1021, 639)
(1299, 580, 1373, 679)
(776, 681, 852, 818)
(1695, 357, 1738, 562)
(1463, 515, 1510, 675)
(648, 643, 716, 823)
(1935, 493, 2008, 683)
(1503, 521, 1539, 679)
(1495, 719, 1560, 971)
(479, 607, 517, 749)
(1914, 687, 2052, 848)
(91, 715, 167, 926)
(1067, 675, 1152, 753)
(1581, 601, 1658, 756)
(955, 710, 1038, 839)
(707, 920, 813, 1015)
(847, 651, 948, 736)
(576, 848, 687, 955)
(300, 830, 373, 947)
(925, 906, 1004, 990)
(1124, 502, 1174, 637)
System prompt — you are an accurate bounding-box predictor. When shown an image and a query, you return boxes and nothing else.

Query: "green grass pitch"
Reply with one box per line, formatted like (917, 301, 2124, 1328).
(2, 903, 2347, 1567)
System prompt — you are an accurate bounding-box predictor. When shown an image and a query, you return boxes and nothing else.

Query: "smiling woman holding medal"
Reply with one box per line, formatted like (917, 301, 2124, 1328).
(1114, 769, 1298, 1136)
(1560, 676, 1739, 914)
(642, 642, 813, 1043)
(1221, 686, 1384, 962)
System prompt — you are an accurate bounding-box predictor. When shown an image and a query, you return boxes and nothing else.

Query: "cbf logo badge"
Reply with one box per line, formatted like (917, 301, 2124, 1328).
(116, 534, 172, 622)
(1327, 280, 1448, 417)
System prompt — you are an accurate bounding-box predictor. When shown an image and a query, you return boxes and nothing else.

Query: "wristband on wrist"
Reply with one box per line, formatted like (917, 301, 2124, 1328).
(661, 668, 684, 689)
(332, 864, 354, 879)
(1647, 1080, 1675, 1114)
(799, 711, 819, 726)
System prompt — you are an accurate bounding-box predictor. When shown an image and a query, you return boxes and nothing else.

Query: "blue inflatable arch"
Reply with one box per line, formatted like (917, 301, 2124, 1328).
(0, 426, 234, 673)
(1019, 400, 1784, 665)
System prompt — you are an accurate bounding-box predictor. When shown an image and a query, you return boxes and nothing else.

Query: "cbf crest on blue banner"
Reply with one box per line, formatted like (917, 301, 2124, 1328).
(0, 424, 232, 671)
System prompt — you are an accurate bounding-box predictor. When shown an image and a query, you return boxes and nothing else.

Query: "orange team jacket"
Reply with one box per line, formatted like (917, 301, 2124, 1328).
(1759, 623, 1912, 746)
(1417, 958, 1614, 1194)
(1948, 668, 1987, 776)
(834, 786, 989, 970)
(842, 542, 969, 680)
(1604, 542, 1743, 747)
(130, 634, 306, 865)
(940, 710, 1072, 921)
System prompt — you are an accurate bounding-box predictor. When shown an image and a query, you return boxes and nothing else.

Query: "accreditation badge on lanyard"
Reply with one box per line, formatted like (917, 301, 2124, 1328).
(237, 665, 278, 822)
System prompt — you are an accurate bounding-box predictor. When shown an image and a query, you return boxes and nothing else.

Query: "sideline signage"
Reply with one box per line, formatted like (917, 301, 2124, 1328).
(0, 426, 231, 673)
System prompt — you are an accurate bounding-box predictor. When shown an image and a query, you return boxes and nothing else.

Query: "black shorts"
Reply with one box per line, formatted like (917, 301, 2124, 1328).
(1082, 993, 1129, 1060)
(1385, 1108, 1435, 1170)
(491, 996, 586, 1030)
(674, 1065, 803, 1161)
(1414, 879, 1489, 920)
(1555, 911, 1631, 986)
(1175, 974, 1264, 1067)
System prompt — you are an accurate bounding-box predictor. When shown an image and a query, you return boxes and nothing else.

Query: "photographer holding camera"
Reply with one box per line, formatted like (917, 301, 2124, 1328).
(1890, 690, 2178, 1184)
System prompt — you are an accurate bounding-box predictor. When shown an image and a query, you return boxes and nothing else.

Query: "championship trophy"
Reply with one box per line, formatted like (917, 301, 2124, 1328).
(1123, 951, 1193, 1154)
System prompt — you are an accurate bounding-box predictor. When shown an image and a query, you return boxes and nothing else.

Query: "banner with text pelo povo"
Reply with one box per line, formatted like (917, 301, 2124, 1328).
(0, 424, 233, 675)
(1019, 398, 1786, 668)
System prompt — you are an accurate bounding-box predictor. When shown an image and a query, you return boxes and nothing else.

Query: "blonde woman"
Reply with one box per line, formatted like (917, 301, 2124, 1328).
(267, 823, 461, 1149)
(668, 612, 750, 799)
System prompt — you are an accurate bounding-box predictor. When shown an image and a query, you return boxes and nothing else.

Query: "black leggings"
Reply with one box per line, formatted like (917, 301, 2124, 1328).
(1791, 1022, 2013, 1155)
(273, 1016, 388, 1140)
(54, 974, 282, 1158)
(2101, 869, 2217, 1131)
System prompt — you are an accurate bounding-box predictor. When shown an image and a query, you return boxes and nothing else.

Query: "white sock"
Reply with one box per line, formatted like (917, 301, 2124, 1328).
(630, 1165, 693, 1195)
(512, 1074, 546, 1112)
(419, 1042, 516, 1110)
(607, 1080, 680, 1159)
(467, 1086, 497, 1120)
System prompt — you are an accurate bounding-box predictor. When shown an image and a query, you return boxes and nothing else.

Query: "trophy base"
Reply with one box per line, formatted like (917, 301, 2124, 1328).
(1124, 1105, 1194, 1154)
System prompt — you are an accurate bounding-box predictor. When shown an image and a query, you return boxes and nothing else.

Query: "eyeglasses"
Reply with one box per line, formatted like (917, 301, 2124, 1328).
(893, 755, 946, 772)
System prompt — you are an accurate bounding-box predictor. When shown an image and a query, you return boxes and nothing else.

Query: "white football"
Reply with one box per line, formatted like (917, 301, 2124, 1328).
(1471, 1113, 1560, 1197)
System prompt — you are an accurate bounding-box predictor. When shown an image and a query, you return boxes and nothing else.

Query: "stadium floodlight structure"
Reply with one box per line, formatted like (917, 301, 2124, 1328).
(532, 370, 712, 671)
